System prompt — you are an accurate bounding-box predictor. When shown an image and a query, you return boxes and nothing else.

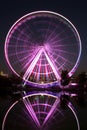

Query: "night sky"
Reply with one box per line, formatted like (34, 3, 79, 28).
(0, 0, 87, 75)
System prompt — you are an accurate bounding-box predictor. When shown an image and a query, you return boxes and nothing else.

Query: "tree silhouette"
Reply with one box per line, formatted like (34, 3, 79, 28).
(60, 70, 70, 87)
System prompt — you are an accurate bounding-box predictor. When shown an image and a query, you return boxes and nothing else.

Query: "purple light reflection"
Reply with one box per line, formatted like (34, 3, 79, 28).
(23, 98, 40, 127)
(68, 102, 80, 130)
(2, 92, 80, 130)
(22, 93, 60, 128)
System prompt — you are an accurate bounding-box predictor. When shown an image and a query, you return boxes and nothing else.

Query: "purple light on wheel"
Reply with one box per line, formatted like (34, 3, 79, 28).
(5, 11, 81, 87)
(23, 47, 60, 84)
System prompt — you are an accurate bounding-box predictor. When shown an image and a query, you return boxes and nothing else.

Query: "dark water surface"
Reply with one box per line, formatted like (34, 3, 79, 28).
(0, 90, 87, 130)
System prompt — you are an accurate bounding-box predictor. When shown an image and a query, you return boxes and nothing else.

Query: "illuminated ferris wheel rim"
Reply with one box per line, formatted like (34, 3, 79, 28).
(5, 10, 82, 84)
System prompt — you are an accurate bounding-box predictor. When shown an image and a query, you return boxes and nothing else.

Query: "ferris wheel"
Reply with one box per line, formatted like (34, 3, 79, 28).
(5, 11, 81, 87)
(3, 11, 81, 130)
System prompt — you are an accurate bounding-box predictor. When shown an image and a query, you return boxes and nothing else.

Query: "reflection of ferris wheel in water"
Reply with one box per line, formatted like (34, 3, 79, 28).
(5, 11, 81, 87)
(2, 93, 80, 130)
